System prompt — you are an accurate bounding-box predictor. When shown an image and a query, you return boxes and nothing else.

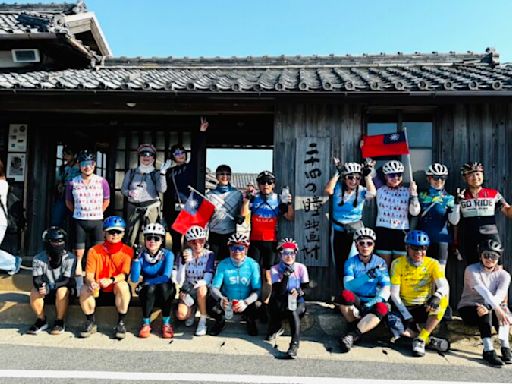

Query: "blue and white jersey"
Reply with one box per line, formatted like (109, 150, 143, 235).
(343, 254, 390, 302)
(130, 248, 174, 286)
(331, 184, 367, 232)
(212, 256, 261, 300)
(417, 187, 455, 243)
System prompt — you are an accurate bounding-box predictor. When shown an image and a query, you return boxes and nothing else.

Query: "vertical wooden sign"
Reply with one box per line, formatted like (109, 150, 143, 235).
(294, 137, 330, 267)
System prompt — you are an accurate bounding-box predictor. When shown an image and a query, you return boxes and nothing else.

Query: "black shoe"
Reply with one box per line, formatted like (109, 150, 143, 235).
(501, 347, 512, 364)
(27, 318, 48, 335)
(208, 318, 225, 336)
(287, 342, 299, 358)
(339, 332, 359, 353)
(247, 318, 258, 336)
(80, 320, 97, 338)
(115, 321, 126, 340)
(483, 350, 505, 367)
(50, 322, 65, 335)
(266, 327, 284, 341)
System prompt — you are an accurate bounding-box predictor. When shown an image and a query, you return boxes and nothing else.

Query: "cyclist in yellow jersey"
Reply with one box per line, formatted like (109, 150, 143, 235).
(388, 230, 450, 357)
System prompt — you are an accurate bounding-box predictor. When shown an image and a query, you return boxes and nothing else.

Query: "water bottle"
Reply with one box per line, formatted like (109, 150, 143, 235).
(184, 293, 194, 307)
(281, 186, 290, 204)
(287, 293, 297, 311)
(225, 301, 234, 320)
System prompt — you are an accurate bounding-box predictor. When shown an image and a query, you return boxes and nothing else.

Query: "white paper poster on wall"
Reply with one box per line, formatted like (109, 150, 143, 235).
(8, 124, 28, 152)
(6, 153, 26, 181)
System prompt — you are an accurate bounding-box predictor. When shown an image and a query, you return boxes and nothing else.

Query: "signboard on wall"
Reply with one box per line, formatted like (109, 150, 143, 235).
(8, 124, 27, 152)
(293, 137, 330, 267)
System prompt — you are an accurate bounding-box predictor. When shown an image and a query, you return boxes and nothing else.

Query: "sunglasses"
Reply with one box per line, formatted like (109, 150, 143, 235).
(80, 161, 95, 167)
(357, 240, 374, 247)
(145, 235, 162, 242)
(229, 244, 246, 252)
(346, 175, 361, 181)
(432, 175, 447, 181)
(387, 173, 403, 179)
(259, 180, 274, 186)
(173, 150, 186, 156)
(410, 245, 427, 251)
(140, 152, 154, 157)
(217, 172, 231, 176)
(107, 229, 123, 235)
(482, 251, 499, 261)
(281, 250, 297, 257)
(49, 239, 65, 244)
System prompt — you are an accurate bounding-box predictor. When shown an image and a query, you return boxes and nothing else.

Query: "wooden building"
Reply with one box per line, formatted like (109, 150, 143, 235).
(1, 3, 512, 303)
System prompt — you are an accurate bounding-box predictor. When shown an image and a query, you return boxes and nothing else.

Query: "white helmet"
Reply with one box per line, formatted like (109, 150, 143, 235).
(185, 225, 207, 241)
(426, 163, 448, 176)
(227, 233, 250, 247)
(340, 162, 362, 176)
(353, 227, 376, 241)
(382, 160, 404, 175)
(143, 223, 166, 237)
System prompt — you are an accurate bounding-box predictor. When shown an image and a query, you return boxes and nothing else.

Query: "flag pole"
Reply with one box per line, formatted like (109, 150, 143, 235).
(402, 126, 413, 183)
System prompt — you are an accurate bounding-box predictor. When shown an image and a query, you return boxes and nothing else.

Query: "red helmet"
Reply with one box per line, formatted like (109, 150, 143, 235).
(277, 238, 299, 251)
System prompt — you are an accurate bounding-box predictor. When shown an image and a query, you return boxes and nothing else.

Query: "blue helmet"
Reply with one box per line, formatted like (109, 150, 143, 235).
(103, 216, 126, 231)
(405, 230, 430, 247)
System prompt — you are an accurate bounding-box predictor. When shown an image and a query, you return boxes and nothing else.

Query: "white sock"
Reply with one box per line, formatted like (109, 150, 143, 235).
(499, 325, 510, 348)
(199, 315, 207, 324)
(483, 337, 493, 351)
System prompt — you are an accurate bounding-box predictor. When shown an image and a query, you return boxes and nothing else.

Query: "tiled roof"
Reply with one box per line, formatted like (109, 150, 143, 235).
(206, 172, 258, 191)
(1, 50, 512, 92)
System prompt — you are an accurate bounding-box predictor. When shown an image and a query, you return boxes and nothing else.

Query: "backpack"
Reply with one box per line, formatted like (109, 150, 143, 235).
(127, 169, 158, 188)
(0, 187, 26, 234)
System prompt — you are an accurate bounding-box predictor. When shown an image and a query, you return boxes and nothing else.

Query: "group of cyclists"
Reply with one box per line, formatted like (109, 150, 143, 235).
(13, 116, 512, 364)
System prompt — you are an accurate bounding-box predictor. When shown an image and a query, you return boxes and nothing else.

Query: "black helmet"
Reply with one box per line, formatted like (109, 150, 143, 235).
(478, 239, 504, 255)
(42, 226, 67, 242)
(77, 149, 96, 163)
(460, 162, 484, 176)
(256, 170, 275, 184)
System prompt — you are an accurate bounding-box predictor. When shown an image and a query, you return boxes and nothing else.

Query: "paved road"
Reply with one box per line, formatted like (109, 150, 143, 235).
(0, 343, 509, 384)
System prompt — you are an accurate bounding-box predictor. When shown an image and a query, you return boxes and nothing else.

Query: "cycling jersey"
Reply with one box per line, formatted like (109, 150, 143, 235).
(32, 251, 76, 290)
(417, 187, 455, 243)
(177, 249, 216, 286)
(249, 192, 286, 241)
(207, 185, 243, 234)
(460, 188, 506, 227)
(270, 262, 309, 296)
(130, 248, 174, 286)
(390, 256, 444, 306)
(85, 243, 133, 292)
(331, 184, 368, 231)
(376, 186, 414, 230)
(66, 174, 110, 220)
(212, 256, 261, 300)
(344, 254, 390, 302)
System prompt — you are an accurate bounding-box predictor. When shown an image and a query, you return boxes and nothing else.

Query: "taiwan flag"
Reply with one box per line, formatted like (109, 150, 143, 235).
(360, 132, 410, 158)
(171, 191, 215, 235)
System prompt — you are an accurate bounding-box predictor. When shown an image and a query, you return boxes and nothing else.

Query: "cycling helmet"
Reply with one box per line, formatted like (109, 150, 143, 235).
(460, 162, 484, 176)
(382, 160, 405, 175)
(42, 226, 67, 242)
(405, 230, 430, 247)
(353, 227, 376, 242)
(137, 144, 156, 157)
(143, 222, 166, 237)
(227, 233, 250, 247)
(77, 149, 96, 163)
(103, 216, 126, 231)
(478, 239, 504, 255)
(277, 238, 299, 251)
(256, 170, 275, 184)
(426, 163, 448, 176)
(185, 225, 207, 241)
(340, 162, 362, 176)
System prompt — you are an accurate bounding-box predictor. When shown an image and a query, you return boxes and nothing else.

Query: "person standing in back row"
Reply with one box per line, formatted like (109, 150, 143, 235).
(162, 117, 208, 256)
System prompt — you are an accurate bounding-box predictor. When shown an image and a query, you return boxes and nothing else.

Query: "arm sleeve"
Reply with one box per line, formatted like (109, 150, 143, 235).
(130, 259, 142, 283)
(54, 276, 71, 289)
(188, 131, 207, 171)
(245, 291, 259, 305)
(157, 171, 167, 193)
(344, 273, 370, 292)
(210, 286, 224, 301)
(377, 267, 391, 301)
(62, 256, 74, 278)
(448, 203, 461, 225)
(65, 182, 73, 203)
(474, 271, 511, 309)
(175, 258, 186, 286)
(390, 284, 412, 320)
(434, 277, 449, 297)
(409, 195, 420, 216)
(211, 265, 224, 289)
(145, 251, 174, 285)
(33, 275, 45, 289)
(121, 170, 131, 198)
(102, 178, 110, 200)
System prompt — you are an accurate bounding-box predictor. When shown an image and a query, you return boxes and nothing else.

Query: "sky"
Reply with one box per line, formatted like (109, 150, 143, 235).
(5, 0, 512, 172)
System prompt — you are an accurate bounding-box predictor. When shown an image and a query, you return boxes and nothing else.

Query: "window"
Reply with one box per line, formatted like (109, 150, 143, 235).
(366, 112, 433, 189)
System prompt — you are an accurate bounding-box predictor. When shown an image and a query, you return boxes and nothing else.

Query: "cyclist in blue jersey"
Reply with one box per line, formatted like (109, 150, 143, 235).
(208, 233, 261, 336)
(130, 223, 175, 339)
(338, 228, 390, 352)
(416, 163, 460, 271)
(325, 160, 376, 285)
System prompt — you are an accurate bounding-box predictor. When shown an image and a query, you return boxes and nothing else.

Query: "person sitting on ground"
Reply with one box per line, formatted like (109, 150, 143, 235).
(175, 225, 215, 337)
(387, 230, 450, 357)
(207, 165, 244, 261)
(338, 228, 390, 352)
(28, 227, 76, 335)
(130, 222, 175, 339)
(458, 239, 511, 367)
(79, 216, 133, 339)
(208, 233, 261, 336)
(121, 144, 168, 247)
(267, 238, 310, 359)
